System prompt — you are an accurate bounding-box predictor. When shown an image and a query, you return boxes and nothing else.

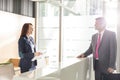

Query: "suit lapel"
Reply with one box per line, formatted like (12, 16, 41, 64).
(95, 34, 98, 47)
(92, 34, 98, 57)
(99, 30, 107, 48)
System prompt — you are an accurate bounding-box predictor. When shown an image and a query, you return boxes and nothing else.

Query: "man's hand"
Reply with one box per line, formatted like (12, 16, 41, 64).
(107, 67, 114, 73)
(76, 54, 85, 58)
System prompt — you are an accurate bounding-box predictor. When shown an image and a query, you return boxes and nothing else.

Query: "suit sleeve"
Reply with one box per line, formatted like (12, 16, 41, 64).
(84, 35, 94, 57)
(109, 32, 117, 69)
(84, 42, 93, 57)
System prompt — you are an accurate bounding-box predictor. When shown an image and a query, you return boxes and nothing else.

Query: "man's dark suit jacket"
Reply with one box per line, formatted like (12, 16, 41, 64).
(18, 35, 36, 73)
(84, 30, 117, 73)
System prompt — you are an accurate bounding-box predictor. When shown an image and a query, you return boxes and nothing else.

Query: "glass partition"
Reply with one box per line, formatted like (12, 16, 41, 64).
(36, 2, 60, 66)
(36, 0, 103, 63)
(36, 0, 117, 63)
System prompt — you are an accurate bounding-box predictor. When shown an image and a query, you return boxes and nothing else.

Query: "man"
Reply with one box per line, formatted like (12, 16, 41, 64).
(77, 17, 117, 80)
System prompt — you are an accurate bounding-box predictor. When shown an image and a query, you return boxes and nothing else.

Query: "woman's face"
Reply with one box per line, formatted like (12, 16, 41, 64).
(27, 25, 33, 35)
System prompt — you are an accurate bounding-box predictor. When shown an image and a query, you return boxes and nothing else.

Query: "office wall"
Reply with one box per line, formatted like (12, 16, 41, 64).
(0, 11, 35, 63)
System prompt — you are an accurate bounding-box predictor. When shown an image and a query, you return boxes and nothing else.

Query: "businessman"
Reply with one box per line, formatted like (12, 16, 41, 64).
(77, 17, 117, 80)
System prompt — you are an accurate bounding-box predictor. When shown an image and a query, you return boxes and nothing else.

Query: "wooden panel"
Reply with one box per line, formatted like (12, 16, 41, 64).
(9, 58, 20, 67)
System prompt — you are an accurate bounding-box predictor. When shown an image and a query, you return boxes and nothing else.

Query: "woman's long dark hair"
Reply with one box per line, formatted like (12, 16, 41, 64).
(20, 23, 32, 38)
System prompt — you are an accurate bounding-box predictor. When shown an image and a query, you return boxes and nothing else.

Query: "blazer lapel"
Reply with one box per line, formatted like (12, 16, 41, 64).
(95, 34, 98, 47)
(24, 36, 31, 46)
(92, 34, 98, 57)
(93, 34, 98, 52)
(99, 30, 107, 48)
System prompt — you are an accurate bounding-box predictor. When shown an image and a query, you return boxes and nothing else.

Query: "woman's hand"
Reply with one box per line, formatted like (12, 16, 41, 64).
(34, 52, 42, 56)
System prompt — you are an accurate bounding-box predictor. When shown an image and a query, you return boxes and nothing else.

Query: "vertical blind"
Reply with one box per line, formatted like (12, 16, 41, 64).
(0, 0, 35, 17)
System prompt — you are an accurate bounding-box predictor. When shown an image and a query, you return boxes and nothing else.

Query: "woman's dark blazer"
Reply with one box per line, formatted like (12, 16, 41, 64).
(18, 35, 36, 73)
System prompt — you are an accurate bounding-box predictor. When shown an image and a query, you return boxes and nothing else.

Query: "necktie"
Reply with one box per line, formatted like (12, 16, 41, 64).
(95, 34, 101, 59)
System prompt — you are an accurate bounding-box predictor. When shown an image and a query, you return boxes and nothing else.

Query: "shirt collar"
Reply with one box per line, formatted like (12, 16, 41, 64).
(100, 29, 105, 35)
(98, 29, 105, 39)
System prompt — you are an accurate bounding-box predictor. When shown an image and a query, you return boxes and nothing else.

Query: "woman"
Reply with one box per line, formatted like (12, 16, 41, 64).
(18, 23, 41, 73)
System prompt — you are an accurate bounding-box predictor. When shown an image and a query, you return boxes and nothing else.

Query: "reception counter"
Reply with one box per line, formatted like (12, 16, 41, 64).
(13, 58, 89, 80)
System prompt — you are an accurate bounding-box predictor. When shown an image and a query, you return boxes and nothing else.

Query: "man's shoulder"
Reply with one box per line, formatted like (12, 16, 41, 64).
(91, 33, 97, 39)
(105, 30, 116, 35)
(92, 33, 97, 37)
